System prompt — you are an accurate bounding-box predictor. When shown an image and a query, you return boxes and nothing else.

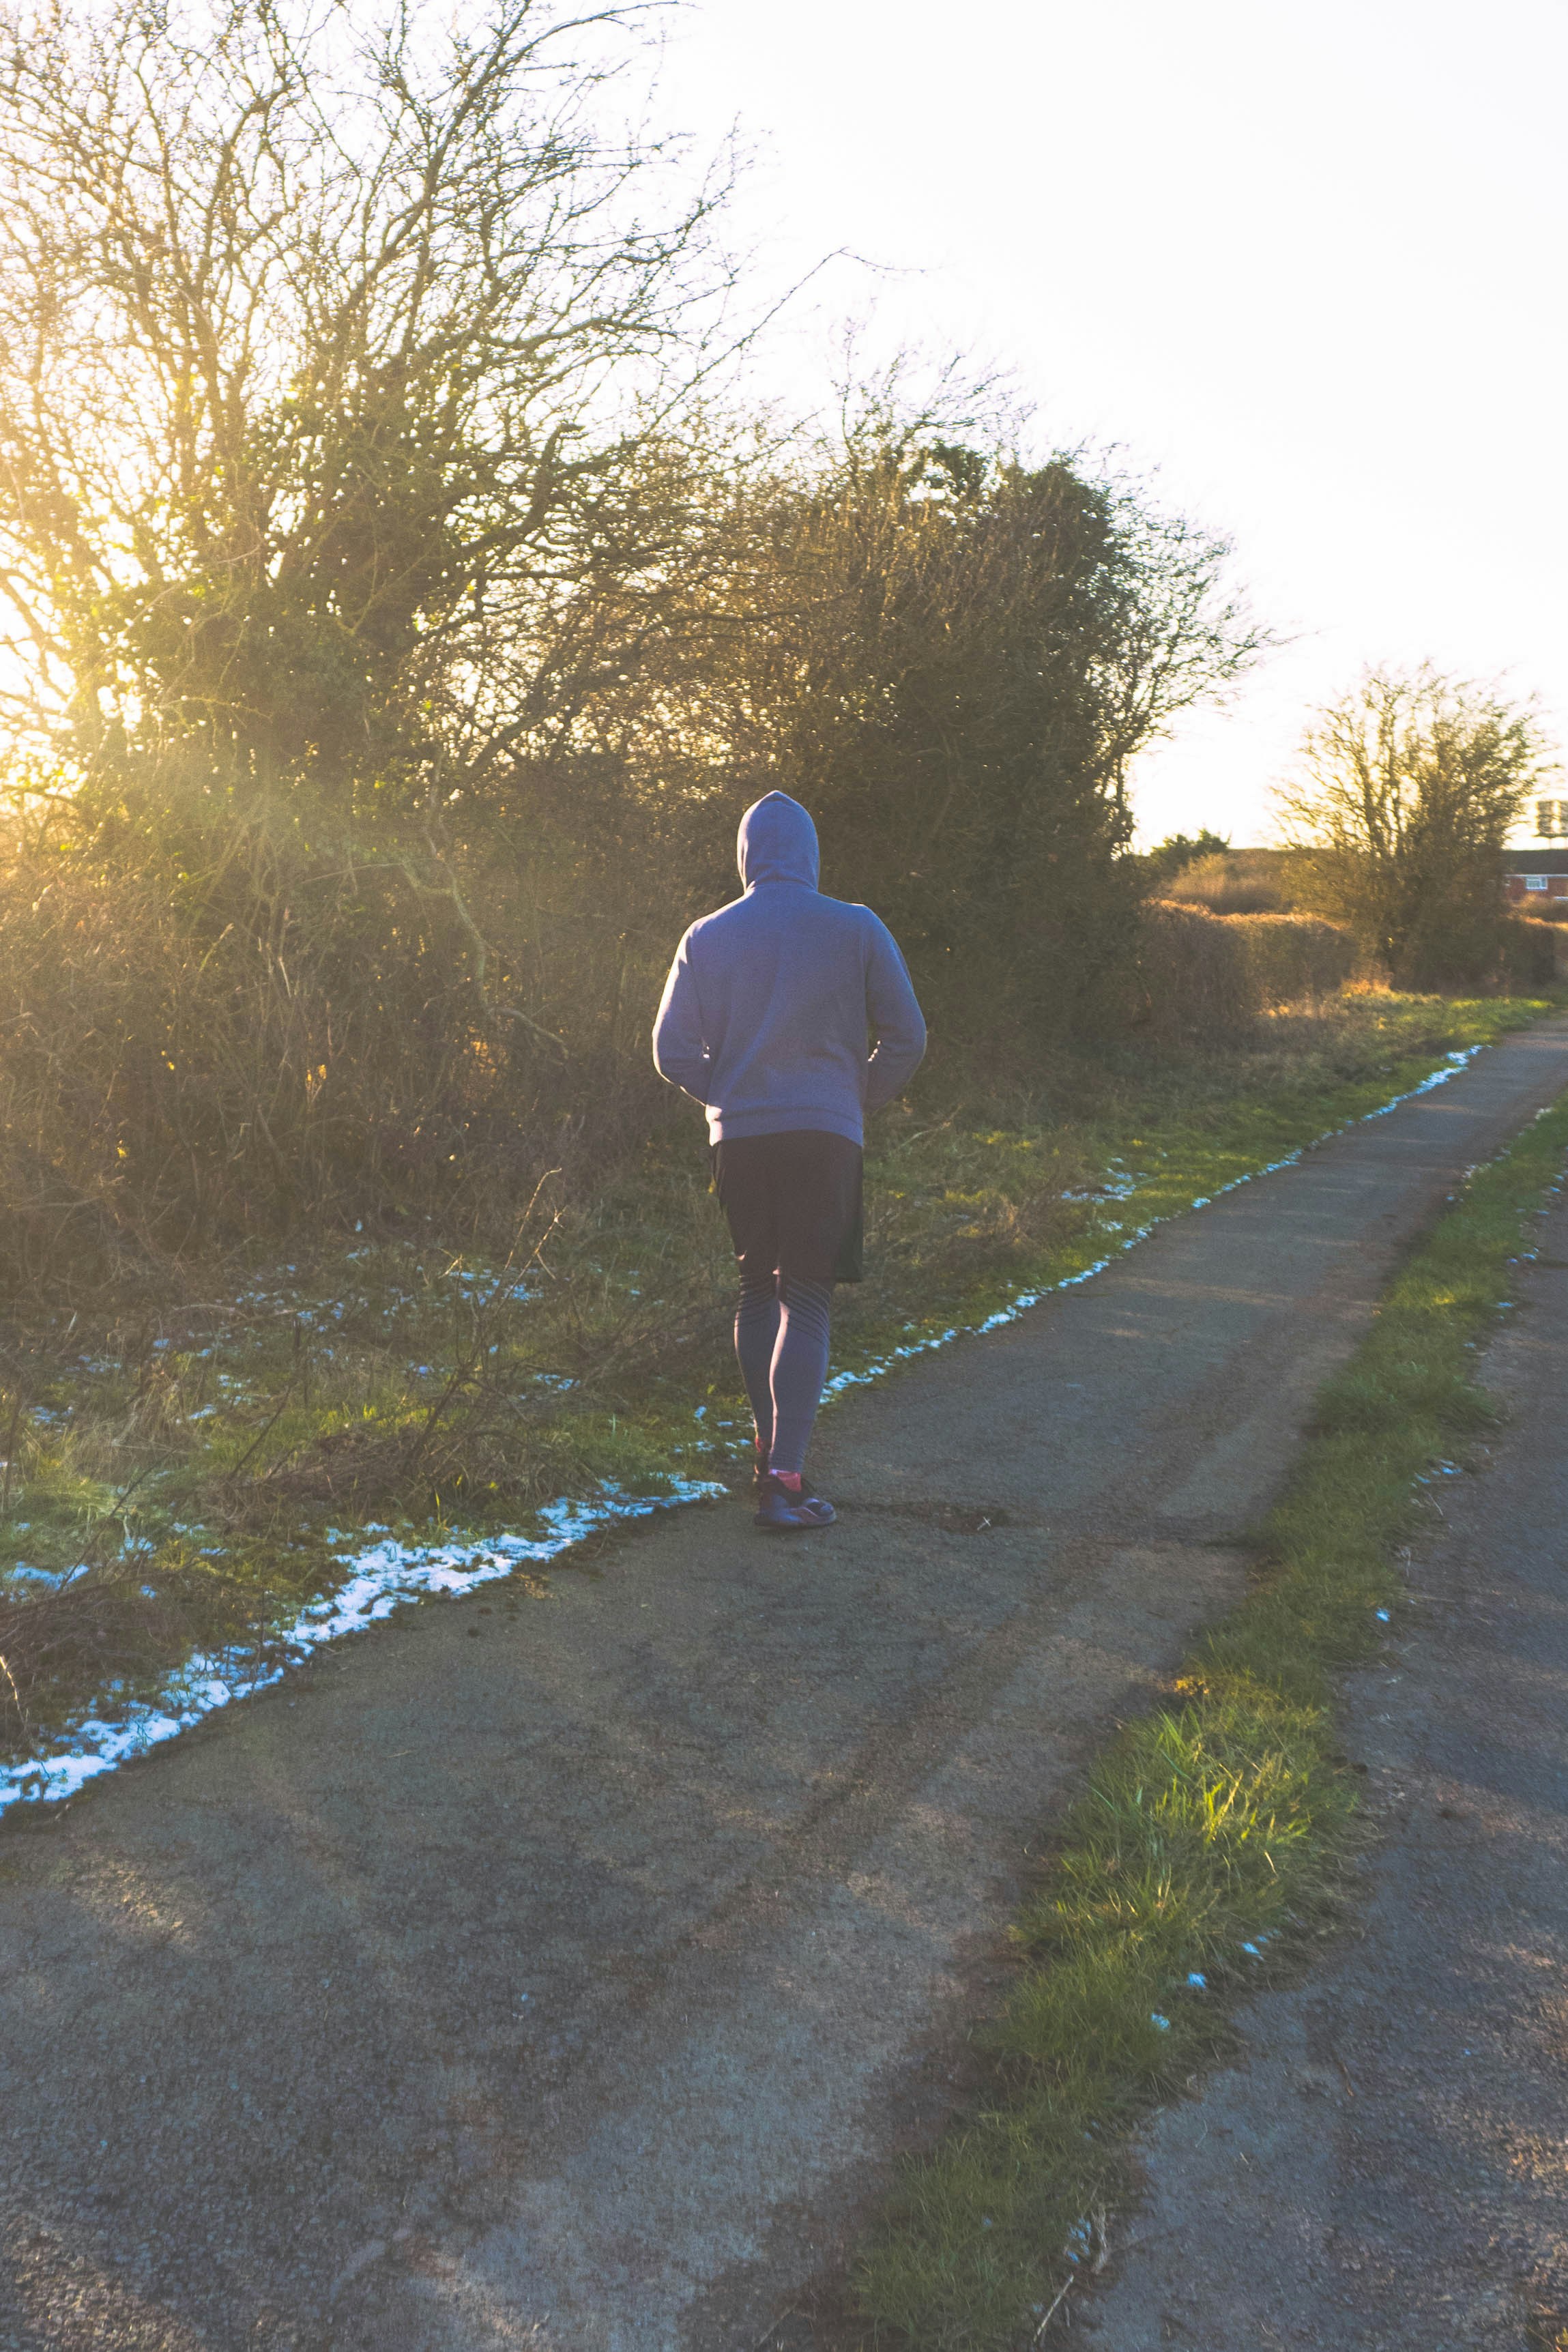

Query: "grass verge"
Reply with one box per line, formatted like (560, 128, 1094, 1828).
(0, 986, 1558, 1763)
(846, 1086, 1568, 2351)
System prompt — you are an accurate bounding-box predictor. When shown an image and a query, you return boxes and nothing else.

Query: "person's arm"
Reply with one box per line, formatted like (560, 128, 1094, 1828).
(863, 916, 926, 1112)
(652, 933, 712, 1105)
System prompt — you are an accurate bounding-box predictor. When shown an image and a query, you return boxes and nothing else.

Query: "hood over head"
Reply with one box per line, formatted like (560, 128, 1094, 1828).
(737, 792, 819, 890)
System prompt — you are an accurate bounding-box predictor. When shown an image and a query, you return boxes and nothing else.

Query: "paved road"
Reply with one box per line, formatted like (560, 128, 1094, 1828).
(1076, 1178, 1568, 2352)
(2, 1021, 1567, 2352)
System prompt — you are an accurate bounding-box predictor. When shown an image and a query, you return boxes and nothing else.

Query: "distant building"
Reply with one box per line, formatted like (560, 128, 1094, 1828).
(1503, 848, 1568, 908)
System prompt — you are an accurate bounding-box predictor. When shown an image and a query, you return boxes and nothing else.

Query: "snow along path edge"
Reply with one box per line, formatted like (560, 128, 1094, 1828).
(823, 1046, 1481, 1394)
(0, 1046, 1482, 1820)
(0, 1481, 725, 1814)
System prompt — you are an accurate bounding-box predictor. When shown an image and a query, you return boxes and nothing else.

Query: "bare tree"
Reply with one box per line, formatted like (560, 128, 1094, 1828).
(1087, 490, 1271, 823)
(1277, 664, 1557, 985)
(0, 0, 734, 800)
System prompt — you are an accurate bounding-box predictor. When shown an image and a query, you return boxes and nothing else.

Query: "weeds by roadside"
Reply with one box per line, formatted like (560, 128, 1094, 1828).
(0, 986, 1556, 1767)
(844, 1071, 1568, 2350)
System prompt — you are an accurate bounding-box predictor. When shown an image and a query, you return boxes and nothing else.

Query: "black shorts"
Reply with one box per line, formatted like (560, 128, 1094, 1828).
(711, 1129, 864, 1286)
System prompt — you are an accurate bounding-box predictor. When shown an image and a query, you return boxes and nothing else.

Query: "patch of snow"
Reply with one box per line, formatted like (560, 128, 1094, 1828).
(0, 1479, 723, 1818)
(1062, 1158, 1141, 1205)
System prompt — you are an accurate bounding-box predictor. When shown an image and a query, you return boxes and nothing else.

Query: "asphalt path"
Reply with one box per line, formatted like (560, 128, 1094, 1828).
(2, 1018, 1567, 2352)
(1076, 1170, 1568, 2352)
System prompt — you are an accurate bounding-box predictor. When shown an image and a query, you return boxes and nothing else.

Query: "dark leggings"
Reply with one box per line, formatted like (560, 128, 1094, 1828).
(734, 1273, 832, 1477)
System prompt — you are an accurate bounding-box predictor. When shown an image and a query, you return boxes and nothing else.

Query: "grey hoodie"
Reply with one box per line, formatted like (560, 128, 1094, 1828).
(652, 792, 927, 1146)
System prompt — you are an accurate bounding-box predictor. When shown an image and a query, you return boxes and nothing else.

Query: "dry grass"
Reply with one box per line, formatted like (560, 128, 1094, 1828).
(0, 785, 683, 1292)
(1161, 847, 1300, 914)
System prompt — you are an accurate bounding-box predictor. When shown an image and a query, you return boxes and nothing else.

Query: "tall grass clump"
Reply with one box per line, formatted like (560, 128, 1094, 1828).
(1161, 846, 1299, 914)
(849, 1092, 1568, 2351)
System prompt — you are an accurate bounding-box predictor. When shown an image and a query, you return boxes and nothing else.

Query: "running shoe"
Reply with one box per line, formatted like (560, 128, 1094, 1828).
(754, 1474, 837, 1532)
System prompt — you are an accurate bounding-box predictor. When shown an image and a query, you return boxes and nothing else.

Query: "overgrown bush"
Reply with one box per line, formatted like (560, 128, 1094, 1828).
(0, 774, 686, 1286)
(1136, 901, 1358, 1041)
(1498, 915, 1563, 990)
(1234, 910, 1361, 1005)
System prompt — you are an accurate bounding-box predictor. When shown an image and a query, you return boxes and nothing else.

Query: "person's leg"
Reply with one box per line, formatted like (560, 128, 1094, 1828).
(767, 1276, 832, 1478)
(734, 1269, 781, 1470)
(751, 1133, 861, 1527)
(711, 1137, 783, 1478)
(717, 1131, 856, 1528)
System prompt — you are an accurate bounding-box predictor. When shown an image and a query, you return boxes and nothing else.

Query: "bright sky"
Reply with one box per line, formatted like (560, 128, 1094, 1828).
(659, 0, 1568, 847)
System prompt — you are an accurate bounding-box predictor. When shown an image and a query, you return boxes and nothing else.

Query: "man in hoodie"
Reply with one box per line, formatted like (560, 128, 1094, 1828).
(653, 792, 927, 1530)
